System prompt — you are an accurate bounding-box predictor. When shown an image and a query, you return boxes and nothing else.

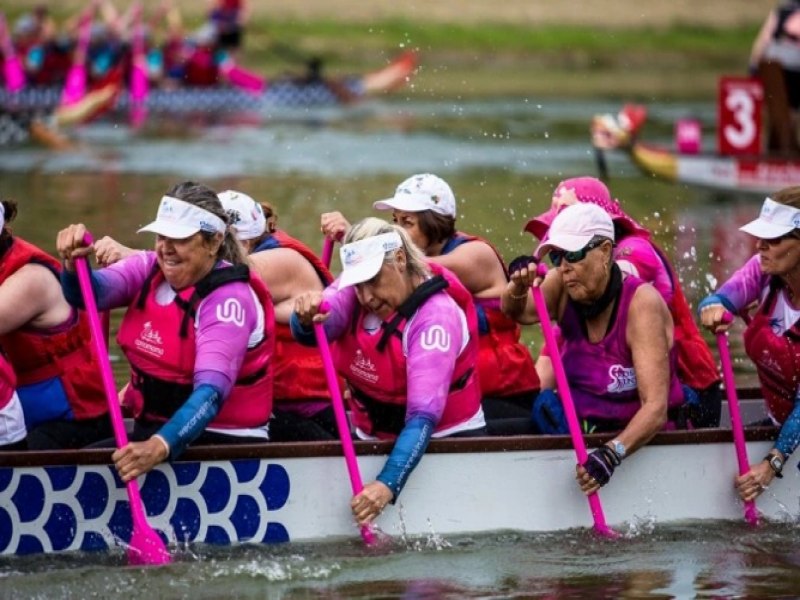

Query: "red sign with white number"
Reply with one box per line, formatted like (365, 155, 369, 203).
(718, 77, 764, 156)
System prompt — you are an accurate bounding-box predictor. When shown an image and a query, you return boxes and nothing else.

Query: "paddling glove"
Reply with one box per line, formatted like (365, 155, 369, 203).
(507, 255, 538, 277)
(583, 445, 622, 486)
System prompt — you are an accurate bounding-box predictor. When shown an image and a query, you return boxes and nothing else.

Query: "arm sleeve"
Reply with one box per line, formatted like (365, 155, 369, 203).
(376, 414, 435, 500)
(156, 383, 223, 458)
(774, 395, 800, 458)
(60, 251, 155, 311)
(713, 255, 769, 312)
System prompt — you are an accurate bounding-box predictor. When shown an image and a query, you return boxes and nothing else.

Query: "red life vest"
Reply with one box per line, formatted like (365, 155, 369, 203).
(743, 280, 800, 423)
(0, 237, 107, 420)
(651, 244, 720, 390)
(118, 263, 275, 428)
(442, 232, 539, 397)
(257, 230, 334, 402)
(184, 47, 219, 86)
(334, 263, 481, 439)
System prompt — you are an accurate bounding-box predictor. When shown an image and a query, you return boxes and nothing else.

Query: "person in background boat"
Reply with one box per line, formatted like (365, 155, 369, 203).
(524, 177, 721, 430)
(292, 218, 486, 525)
(207, 0, 248, 53)
(0, 199, 110, 449)
(749, 0, 800, 152)
(56, 181, 275, 483)
(699, 187, 800, 502)
(502, 203, 685, 495)
(11, 7, 69, 86)
(181, 23, 223, 87)
(321, 174, 540, 436)
(0, 352, 26, 451)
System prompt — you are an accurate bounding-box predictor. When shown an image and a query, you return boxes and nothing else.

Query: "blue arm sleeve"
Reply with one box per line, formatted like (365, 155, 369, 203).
(289, 311, 318, 347)
(776, 395, 800, 458)
(60, 264, 116, 311)
(156, 384, 223, 459)
(376, 414, 435, 501)
(697, 293, 737, 315)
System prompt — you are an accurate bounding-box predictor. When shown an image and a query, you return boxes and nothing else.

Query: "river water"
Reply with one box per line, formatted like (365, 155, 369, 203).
(0, 96, 793, 598)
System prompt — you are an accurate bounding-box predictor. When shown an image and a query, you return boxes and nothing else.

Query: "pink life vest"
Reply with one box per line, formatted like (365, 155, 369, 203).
(743, 280, 800, 423)
(334, 263, 481, 439)
(118, 264, 274, 428)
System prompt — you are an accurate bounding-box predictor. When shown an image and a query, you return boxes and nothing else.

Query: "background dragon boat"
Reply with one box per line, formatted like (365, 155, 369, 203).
(1, 392, 796, 559)
(591, 76, 800, 194)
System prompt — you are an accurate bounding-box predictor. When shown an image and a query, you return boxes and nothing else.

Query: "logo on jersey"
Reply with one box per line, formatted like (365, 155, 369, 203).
(135, 321, 164, 356)
(419, 325, 451, 352)
(216, 298, 245, 327)
(607, 364, 637, 393)
(349, 349, 378, 383)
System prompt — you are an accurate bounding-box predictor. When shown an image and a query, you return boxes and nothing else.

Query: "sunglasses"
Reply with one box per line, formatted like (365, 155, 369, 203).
(764, 230, 800, 245)
(548, 238, 606, 267)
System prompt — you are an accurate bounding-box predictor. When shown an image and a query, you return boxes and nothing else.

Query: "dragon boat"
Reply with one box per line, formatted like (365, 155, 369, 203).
(1, 391, 796, 559)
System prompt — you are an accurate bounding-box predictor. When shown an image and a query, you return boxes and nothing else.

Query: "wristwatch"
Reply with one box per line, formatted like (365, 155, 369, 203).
(609, 439, 626, 460)
(764, 451, 784, 478)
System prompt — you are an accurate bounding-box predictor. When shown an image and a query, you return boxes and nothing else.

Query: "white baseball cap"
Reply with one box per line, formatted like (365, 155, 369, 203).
(535, 202, 615, 259)
(739, 197, 800, 239)
(338, 231, 403, 289)
(138, 196, 226, 239)
(373, 174, 457, 217)
(218, 190, 266, 241)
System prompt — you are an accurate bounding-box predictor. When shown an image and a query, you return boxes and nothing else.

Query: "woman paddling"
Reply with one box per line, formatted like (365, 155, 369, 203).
(292, 218, 485, 525)
(502, 203, 685, 495)
(700, 187, 800, 502)
(321, 174, 540, 435)
(56, 181, 275, 482)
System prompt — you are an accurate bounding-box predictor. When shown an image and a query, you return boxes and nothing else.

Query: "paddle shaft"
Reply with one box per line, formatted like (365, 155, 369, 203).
(530, 266, 614, 536)
(74, 232, 170, 563)
(313, 303, 375, 544)
(0, 13, 25, 92)
(60, 7, 94, 106)
(716, 313, 758, 525)
(321, 237, 334, 270)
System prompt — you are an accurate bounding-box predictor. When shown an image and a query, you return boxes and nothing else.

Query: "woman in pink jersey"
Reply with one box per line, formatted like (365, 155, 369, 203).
(700, 188, 800, 502)
(321, 174, 540, 436)
(0, 352, 26, 451)
(56, 181, 275, 483)
(502, 203, 683, 495)
(525, 176, 721, 430)
(292, 218, 486, 526)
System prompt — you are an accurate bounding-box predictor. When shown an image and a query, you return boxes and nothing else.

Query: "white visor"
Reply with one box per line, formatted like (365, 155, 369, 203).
(338, 232, 402, 289)
(138, 196, 226, 239)
(739, 197, 800, 240)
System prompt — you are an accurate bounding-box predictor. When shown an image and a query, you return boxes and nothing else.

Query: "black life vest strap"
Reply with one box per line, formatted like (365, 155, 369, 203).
(376, 275, 448, 352)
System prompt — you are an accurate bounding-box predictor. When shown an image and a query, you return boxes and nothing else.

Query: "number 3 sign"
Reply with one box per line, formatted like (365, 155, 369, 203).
(718, 77, 764, 156)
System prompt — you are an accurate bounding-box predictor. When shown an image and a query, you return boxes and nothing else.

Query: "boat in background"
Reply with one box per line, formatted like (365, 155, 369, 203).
(591, 77, 800, 194)
(1, 391, 795, 559)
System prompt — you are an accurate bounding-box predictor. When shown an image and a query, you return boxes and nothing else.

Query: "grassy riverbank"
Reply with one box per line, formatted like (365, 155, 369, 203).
(5, 1, 764, 100)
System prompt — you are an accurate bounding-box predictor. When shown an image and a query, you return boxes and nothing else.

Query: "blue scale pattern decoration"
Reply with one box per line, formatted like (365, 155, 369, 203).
(0, 79, 364, 115)
(0, 459, 291, 555)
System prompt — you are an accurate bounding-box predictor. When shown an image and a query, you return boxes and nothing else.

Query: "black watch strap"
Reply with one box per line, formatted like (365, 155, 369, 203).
(764, 453, 784, 478)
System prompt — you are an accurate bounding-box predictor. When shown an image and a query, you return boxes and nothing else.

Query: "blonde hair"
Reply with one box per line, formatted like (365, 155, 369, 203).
(345, 217, 430, 280)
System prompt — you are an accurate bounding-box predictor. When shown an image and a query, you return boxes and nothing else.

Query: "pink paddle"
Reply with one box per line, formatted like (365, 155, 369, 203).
(75, 232, 171, 565)
(716, 311, 758, 525)
(128, 2, 148, 127)
(321, 237, 334, 270)
(530, 263, 616, 537)
(219, 57, 266, 95)
(0, 13, 26, 93)
(313, 301, 375, 544)
(59, 6, 95, 107)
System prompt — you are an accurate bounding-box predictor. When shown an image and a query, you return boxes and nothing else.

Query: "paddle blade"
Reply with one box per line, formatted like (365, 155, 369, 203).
(220, 61, 266, 95)
(59, 66, 87, 107)
(3, 55, 25, 93)
(127, 519, 171, 566)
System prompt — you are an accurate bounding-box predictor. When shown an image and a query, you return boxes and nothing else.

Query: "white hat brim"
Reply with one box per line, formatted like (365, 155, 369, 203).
(338, 253, 385, 289)
(739, 218, 794, 240)
(535, 232, 594, 259)
(137, 221, 200, 239)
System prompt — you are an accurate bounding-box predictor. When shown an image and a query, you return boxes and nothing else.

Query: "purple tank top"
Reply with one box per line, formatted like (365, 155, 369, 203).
(560, 275, 684, 423)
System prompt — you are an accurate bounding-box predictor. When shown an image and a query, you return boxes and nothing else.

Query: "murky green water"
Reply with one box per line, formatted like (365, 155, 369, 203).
(0, 96, 783, 597)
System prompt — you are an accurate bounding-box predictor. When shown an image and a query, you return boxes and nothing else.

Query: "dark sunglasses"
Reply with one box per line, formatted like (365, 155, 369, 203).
(548, 238, 606, 267)
(764, 230, 800, 245)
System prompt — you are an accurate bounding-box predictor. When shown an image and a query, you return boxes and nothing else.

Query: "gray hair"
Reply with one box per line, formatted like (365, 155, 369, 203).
(344, 217, 430, 280)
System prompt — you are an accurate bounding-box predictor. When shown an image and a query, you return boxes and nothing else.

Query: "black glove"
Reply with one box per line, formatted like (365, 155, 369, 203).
(508, 254, 538, 277)
(583, 445, 622, 486)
